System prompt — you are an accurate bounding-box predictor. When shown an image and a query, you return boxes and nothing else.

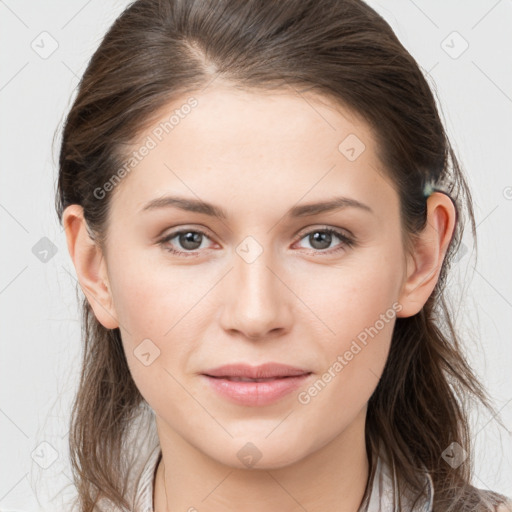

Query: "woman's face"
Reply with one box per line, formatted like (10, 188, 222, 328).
(96, 85, 411, 468)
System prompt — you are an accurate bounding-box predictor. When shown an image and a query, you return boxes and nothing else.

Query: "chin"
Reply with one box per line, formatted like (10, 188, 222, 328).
(205, 436, 310, 471)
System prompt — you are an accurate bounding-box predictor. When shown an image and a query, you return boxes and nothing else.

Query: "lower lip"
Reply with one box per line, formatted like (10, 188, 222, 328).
(201, 374, 312, 406)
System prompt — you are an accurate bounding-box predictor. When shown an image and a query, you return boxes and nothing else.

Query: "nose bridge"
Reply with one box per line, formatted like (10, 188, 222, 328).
(220, 233, 290, 338)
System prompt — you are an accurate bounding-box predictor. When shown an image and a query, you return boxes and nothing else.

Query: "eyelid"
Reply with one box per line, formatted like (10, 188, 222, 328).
(294, 224, 355, 241)
(158, 224, 353, 244)
(159, 226, 215, 247)
(155, 223, 214, 240)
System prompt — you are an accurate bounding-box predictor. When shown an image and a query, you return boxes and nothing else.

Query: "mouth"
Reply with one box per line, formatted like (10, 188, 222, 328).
(200, 364, 313, 406)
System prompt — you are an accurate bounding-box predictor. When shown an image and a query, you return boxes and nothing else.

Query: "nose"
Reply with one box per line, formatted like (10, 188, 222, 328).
(219, 247, 293, 341)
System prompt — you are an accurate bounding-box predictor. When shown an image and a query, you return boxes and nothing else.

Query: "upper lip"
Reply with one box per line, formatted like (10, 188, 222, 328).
(202, 363, 311, 379)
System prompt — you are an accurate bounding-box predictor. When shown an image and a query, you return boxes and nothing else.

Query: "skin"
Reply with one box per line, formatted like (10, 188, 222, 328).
(63, 83, 456, 512)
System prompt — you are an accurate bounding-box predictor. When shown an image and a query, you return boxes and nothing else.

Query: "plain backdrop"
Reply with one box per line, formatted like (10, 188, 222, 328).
(0, 1, 511, 510)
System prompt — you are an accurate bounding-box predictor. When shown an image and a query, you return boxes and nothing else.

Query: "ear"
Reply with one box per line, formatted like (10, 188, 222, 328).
(62, 204, 119, 329)
(396, 191, 457, 318)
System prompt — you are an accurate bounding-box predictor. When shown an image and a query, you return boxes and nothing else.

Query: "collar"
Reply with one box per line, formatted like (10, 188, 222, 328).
(360, 446, 434, 512)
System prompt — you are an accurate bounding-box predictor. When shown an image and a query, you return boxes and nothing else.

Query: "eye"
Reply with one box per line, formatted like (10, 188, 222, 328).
(158, 228, 214, 257)
(294, 227, 355, 255)
(158, 226, 355, 257)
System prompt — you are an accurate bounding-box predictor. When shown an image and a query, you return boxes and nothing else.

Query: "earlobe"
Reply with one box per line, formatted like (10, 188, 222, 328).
(62, 204, 119, 330)
(396, 192, 457, 318)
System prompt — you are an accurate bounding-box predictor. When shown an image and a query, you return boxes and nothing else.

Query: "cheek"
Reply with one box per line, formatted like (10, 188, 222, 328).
(307, 247, 403, 345)
(298, 244, 402, 409)
(108, 248, 203, 339)
(296, 294, 397, 440)
(105, 255, 174, 385)
(107, 252, 218, 405)
(114, 281, 196, 417)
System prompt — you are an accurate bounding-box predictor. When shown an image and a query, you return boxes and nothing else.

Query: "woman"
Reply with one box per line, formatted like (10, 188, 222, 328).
(56, 0, 512, 510)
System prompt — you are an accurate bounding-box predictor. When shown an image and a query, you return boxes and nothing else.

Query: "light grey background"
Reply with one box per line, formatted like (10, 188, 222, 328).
(0, 1, 511, 510)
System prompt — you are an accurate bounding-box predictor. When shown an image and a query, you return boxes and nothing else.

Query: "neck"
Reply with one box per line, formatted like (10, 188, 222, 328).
(153, 408, 370, 512)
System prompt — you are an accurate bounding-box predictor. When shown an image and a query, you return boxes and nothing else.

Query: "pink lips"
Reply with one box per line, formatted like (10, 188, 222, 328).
(201, 363, 312, 406)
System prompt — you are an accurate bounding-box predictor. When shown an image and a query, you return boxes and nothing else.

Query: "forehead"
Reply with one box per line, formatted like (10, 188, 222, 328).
(108, 84, 397, 224)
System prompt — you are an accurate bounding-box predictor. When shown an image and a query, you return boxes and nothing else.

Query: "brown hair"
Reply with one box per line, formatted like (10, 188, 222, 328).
(55, 0, 509, 510)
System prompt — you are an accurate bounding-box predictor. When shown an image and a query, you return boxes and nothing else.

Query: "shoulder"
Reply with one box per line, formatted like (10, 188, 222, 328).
(477, 488, 512, 512)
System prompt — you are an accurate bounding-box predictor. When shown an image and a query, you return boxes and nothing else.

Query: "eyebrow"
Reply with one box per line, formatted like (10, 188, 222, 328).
(140, 195, 373, 218)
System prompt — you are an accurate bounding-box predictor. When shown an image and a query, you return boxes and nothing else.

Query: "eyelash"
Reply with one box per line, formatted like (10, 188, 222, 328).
(158, 226, 355, 258)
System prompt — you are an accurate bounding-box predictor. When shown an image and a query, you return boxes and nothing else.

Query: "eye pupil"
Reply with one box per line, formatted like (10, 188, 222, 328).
(310, 231, 332, 250)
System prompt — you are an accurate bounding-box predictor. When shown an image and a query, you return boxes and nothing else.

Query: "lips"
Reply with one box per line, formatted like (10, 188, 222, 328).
(202, 362, 311, 380)
(200, 363, 313, 406)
